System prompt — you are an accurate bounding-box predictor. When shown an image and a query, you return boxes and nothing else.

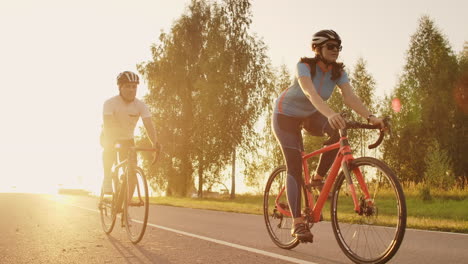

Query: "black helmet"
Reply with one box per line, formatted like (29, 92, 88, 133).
(312, 30, 341, 49)
(117, 71, 140, 86)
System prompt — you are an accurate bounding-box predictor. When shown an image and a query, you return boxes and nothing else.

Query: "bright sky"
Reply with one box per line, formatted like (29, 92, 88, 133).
(0, 0, 466, 194)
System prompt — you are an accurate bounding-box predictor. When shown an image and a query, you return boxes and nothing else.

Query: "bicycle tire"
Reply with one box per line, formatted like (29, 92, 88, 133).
(99, 180, 117, 234)
(124, 166, 150, 244)
(263, 165, 300, 249)
(330, 157, 406, 264)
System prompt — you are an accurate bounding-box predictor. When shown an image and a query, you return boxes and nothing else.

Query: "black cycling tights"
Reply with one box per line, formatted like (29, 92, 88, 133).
(283, 147, 303, 218)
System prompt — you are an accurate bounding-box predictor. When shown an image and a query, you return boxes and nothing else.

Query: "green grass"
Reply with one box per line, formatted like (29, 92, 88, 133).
(150, 195, 264, 215)
(149, 189, 468, 233)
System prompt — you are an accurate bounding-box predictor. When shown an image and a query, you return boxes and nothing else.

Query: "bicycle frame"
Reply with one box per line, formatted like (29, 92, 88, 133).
(111, 148, 141, 214)
(275, 129, 373, 223)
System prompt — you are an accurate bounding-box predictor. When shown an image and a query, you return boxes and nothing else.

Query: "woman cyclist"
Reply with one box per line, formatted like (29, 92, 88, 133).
(272, 30, 385, 242)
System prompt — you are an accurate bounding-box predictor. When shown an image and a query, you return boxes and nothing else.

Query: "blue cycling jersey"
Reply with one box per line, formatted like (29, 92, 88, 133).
(274, 61, 349, 117)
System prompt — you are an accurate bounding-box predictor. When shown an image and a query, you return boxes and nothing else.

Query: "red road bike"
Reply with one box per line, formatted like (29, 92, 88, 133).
(264, 118, 406, 263)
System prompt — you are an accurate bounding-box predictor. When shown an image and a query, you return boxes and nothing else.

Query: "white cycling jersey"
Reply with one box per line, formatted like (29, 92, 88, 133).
(102, 95, 151, 141)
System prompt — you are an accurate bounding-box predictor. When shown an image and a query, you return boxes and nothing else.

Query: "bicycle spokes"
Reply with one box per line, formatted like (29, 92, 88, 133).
(99, 189, 117, 234)
(264, 166, 300, 249)
(331, 157, 406, 263)
(124, 167, 150, 244)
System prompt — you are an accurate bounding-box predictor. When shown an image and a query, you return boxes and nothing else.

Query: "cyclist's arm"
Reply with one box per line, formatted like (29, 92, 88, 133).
(298, 76, 345, 128)
(339, 82, 372, 118)
(338, 82, 383, 126)
(142, 117, 158, 146)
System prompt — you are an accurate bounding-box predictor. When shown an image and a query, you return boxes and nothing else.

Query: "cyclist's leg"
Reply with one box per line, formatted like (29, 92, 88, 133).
(101, 131, 118, 194)
(272, 113, 312, 241)
(272, 114, 303, 217)
(304, 112, 339, 181)
(316, 124, 339, 177)
(282, 147, 303, 219)
(102, 148, 116, 194)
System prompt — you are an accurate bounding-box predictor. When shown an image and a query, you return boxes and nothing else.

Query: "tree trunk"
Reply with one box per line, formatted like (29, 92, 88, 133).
(198, 161, 203, 198)
(230, 148, 236, 199)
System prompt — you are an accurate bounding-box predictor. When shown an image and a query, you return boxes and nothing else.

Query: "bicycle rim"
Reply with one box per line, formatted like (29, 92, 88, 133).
(331, 157, 406, 263)
(124, 167, 149, 244)
(263, 165, 300, 249)
(99, 186, 116, 234)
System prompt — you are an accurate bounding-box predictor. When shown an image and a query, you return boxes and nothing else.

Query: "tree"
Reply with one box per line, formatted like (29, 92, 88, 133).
(209, 0, 275, 198)
(452, 42, 468, 187)
(243, 64, 290, 192)
(138, 0, 211, 196)
(138, 0, 274, 197)
(382, 16, 459, 184)
(348, 58, 377, 156)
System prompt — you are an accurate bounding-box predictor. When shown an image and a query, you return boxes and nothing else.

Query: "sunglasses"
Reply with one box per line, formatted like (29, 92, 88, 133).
(325, 43, 342, 51)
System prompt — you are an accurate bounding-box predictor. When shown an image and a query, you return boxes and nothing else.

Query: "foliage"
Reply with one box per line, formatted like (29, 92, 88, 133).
(149, 191, 468, 233)
(243, 64, 290, 192)
(138, 0, 273, 196)
(424, 139, 455, 190)
(418, 184, 432, 201)
(452, 42, 468, 186)
(348, 58, 378, 156)
(382, 16, 460, 185)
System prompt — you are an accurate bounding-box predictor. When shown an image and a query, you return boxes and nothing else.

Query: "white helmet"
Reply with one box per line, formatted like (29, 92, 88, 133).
(117, 71, 140, 86)
(312, 30, 341, 49)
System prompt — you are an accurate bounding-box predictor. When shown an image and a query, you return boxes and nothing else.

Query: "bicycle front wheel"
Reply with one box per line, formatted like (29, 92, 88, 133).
(124, 167, 150, 244)
(331, 157, 406, 264)
(263, 165, 300, 249)
(99, 179, 117, 234)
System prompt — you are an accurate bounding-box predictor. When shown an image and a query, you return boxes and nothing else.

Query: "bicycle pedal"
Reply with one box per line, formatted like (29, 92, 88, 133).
(299, 237, 313, 243)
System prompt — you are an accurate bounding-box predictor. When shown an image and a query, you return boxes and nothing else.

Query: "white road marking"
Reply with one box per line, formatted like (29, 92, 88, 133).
(405, 227, 468, 236)
(145, 222, 317, 264)
(63, 202, 318, 264)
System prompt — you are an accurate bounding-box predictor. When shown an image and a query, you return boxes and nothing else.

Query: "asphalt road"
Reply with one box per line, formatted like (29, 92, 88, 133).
(1, 193, 467, 264)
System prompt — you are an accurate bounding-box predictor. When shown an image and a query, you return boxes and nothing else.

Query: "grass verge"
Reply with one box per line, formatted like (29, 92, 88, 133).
(149, 192, 468, 234)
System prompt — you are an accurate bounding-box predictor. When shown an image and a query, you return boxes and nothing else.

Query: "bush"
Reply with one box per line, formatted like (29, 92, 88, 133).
(418, 184, 432, 201)
(424, 139, 455, 190)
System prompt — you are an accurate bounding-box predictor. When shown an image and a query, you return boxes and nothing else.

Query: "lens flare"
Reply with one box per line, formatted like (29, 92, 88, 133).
(391, 98, 401, 113)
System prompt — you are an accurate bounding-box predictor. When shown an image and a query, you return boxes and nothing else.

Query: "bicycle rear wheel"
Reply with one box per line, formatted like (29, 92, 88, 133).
(331, 157, 406, 264)
(99, 178, 117, 234)
(124, 167, 150, 244)
(263, 165, 300, 249)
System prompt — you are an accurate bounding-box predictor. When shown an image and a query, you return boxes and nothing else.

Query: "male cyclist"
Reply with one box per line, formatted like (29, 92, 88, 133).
(100, 71, 159, 194)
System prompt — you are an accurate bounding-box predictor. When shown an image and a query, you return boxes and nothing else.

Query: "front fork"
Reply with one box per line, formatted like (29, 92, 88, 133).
(339, 129, 372, 214)
(342, 160, 373, 214)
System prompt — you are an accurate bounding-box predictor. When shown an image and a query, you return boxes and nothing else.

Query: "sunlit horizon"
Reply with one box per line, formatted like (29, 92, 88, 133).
(0, 0, 466, 196)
